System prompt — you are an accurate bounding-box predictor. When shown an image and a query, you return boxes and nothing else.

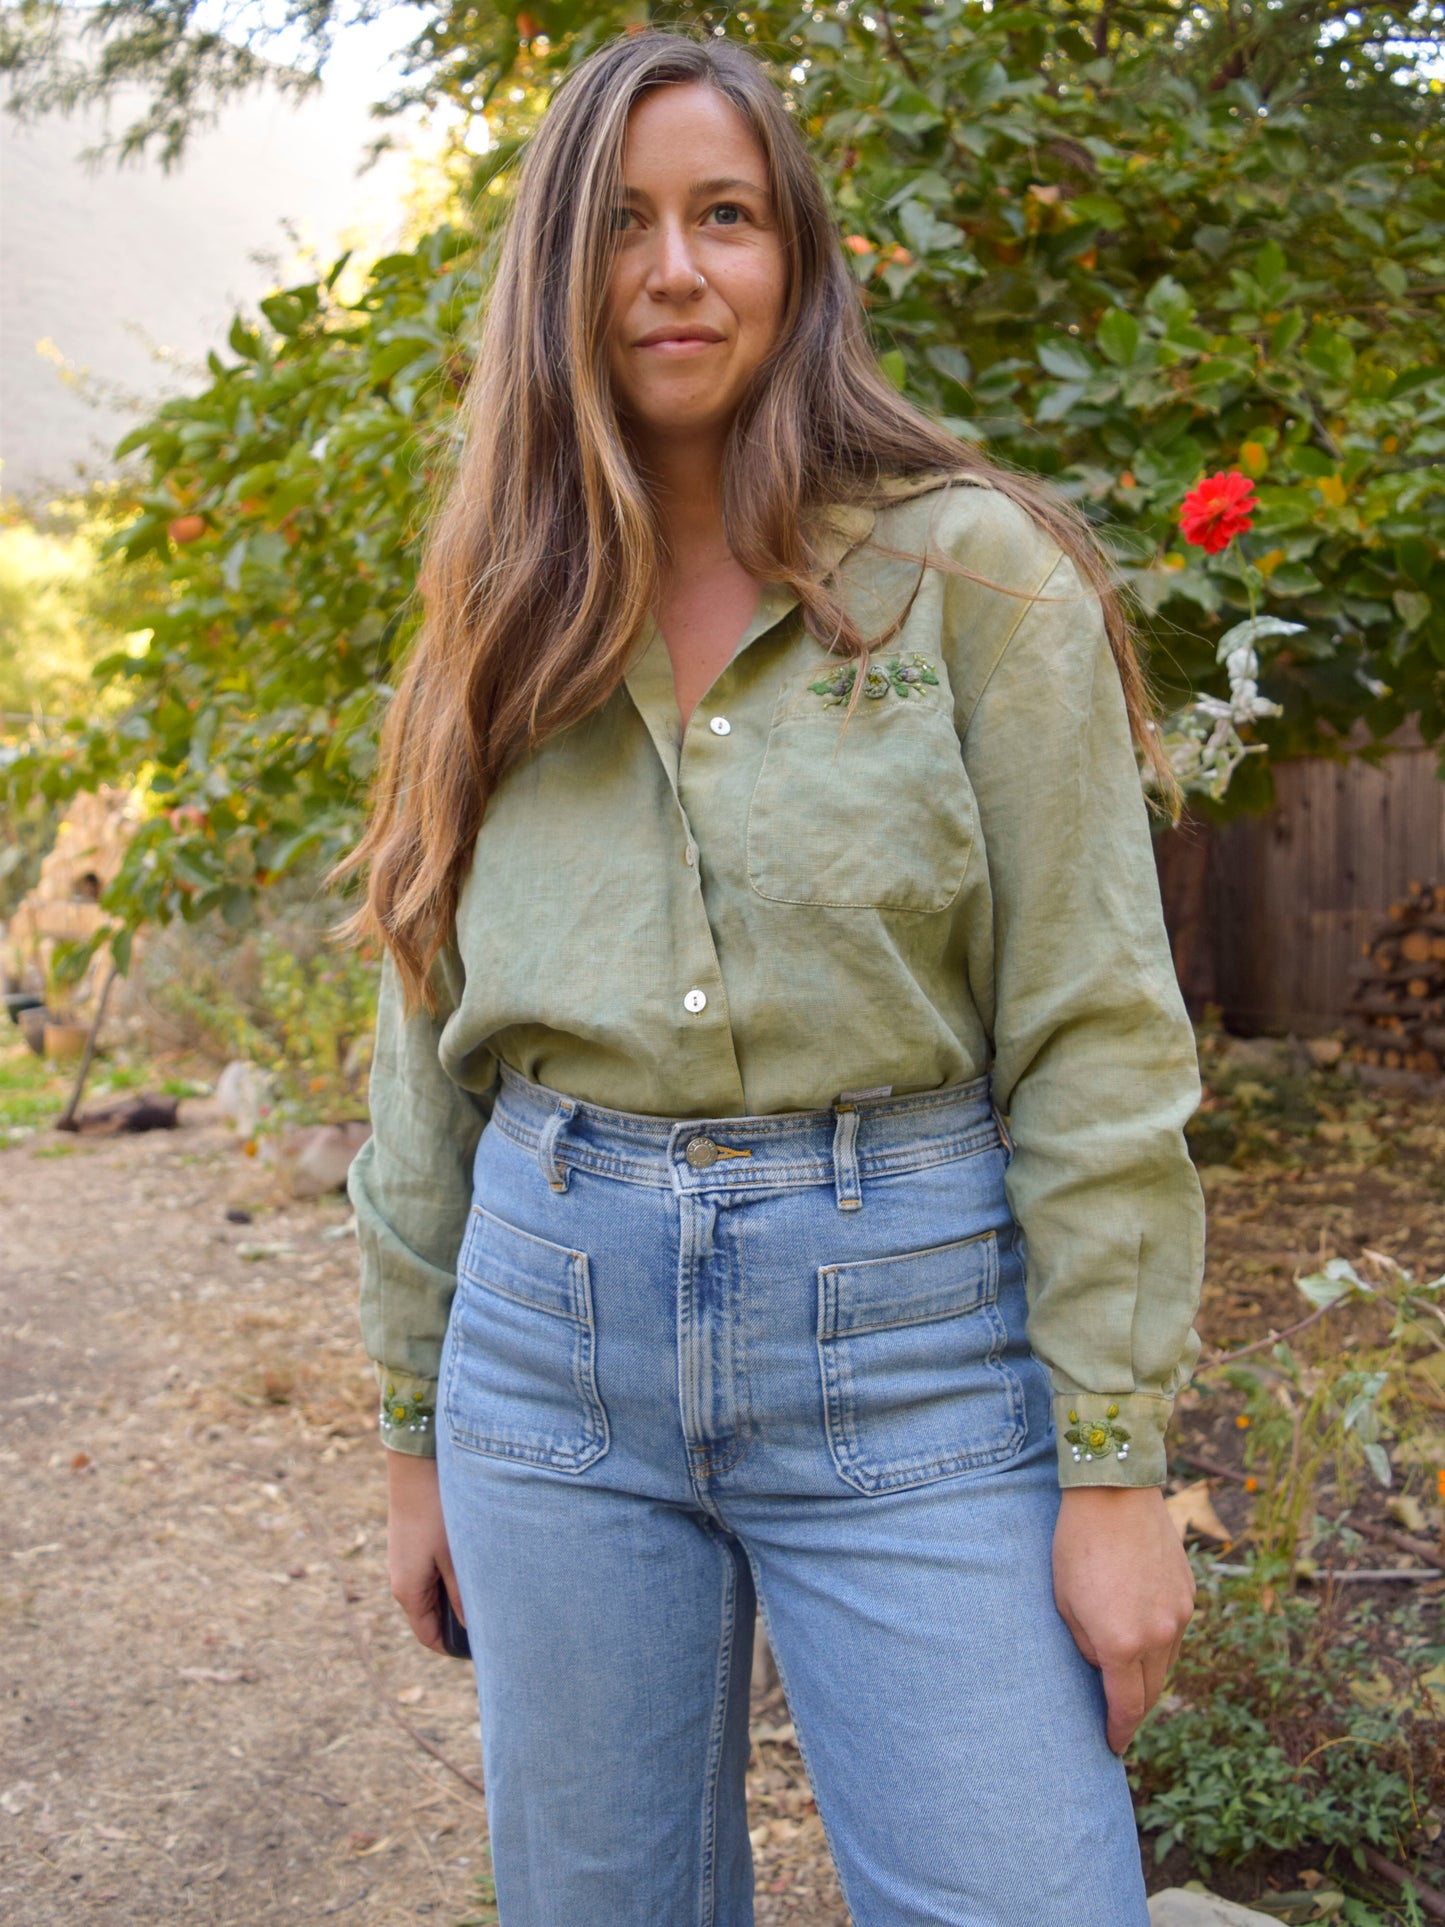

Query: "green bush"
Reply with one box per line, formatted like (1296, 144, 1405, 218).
(4, 4, 1442, 962)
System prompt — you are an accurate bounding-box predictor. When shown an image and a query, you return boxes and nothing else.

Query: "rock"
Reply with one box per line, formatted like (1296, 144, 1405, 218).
(1219, 1035, 1285, 1071)
(214, 1061, 277, 1137)
(271, 1121, 372, 1199)
(1148, 1889, 1281, 1925)
(1305, 1036, 1344, 1068)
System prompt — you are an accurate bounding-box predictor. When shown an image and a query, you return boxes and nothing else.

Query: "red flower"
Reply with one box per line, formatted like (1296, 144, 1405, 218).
(1179, 470, 1258, 554)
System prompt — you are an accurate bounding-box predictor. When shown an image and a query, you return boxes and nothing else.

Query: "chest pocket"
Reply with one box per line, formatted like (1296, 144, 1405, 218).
(746, 667, 977, 913)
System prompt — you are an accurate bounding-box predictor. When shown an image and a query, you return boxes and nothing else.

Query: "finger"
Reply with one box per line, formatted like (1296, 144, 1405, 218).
(1054, 1597, 1102, 1671)
(1140, 1642, 1173, 1718)
(400, 1576, 447, 1655)
(1101, 1657, 1147, 1757)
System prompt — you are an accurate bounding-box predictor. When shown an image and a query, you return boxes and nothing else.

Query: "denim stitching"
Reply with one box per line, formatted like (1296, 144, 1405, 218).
(493, 1110, 1002, 1192)
(696, 1523, 742, 1927)
(446, 1251, 609, 1473)
(816, 1232, 1031, 1494)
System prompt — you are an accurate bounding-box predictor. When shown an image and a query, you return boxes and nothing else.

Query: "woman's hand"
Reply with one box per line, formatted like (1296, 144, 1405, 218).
(1052, 1485, 1194, 1756)
(386, 1450, 467, 1655)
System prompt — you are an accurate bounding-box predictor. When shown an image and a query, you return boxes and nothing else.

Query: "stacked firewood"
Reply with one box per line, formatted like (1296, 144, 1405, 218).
(1347, 880, 1445, 1074)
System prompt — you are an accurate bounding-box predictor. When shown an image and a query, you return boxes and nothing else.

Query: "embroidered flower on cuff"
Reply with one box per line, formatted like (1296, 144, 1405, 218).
(381, 1382, 436, 1435)
(1064, 1403, 1132, 1465)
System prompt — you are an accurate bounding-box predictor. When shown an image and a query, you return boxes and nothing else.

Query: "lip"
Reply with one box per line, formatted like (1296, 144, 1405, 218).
(634, 326, 725, 350)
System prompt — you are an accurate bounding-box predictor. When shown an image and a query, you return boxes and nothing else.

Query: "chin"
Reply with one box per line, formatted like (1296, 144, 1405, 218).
(626, 397, 735, 439)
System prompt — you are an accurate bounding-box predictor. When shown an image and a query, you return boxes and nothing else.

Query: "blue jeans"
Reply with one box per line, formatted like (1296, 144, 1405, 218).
(435, 1065, 1148, 1927)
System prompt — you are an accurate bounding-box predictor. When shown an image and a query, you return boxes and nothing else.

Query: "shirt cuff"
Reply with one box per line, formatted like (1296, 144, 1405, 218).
(1053, 1392, 1172, 1488)
(376, 1365, 439, 1458)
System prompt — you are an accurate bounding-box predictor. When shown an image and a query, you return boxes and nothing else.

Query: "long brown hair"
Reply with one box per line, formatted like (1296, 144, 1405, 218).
(331, 25, 1175, 1016)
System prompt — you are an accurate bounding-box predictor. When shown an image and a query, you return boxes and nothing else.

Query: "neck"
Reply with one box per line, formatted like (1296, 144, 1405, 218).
(633, 428, 733, 571)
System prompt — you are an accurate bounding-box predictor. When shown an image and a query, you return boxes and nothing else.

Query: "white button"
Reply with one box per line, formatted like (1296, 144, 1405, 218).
(685, 845, 697, 867)
(683, 988, 708, 1014)
(709, 716, 731, 736)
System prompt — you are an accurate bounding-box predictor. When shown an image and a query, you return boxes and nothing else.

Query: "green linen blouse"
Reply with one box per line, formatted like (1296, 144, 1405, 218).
(348, 467, 1207, 1487)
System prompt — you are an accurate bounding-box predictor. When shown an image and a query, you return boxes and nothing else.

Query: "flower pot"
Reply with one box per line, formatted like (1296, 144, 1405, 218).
(43, 1021, 90, 1062)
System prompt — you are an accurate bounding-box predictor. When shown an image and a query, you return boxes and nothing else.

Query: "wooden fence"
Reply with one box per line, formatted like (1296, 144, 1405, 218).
(1155, 732, 1445, 1036)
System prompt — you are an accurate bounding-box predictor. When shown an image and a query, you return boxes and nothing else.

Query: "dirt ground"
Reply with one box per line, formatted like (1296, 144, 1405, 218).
(0, 1098, 847, 1926)
(4, 1065, 1444, 1925)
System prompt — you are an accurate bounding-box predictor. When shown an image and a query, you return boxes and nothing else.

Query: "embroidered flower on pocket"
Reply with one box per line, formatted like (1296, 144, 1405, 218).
(809, 654, 940, 708)
(382, 1382, 436, 1435)
(1064, 1404, 1132, 1465)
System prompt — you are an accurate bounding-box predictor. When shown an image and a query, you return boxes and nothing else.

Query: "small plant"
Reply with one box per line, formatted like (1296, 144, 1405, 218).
(1194, 1253, 1445, 1579)
(1130, 1573, 1445, 1872)
(1223, 1345, 1390, 1579)
(455, 1859, 499, 1925)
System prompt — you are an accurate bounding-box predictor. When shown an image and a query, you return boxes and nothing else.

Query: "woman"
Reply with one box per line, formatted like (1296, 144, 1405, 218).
(337, 25, 1204, 1927)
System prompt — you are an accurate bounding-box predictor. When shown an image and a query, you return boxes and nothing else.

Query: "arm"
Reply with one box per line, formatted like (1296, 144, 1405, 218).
(957, 538, 1204, 1749)
(960, 547, 1205, 1490)
(348, 938, 496, 1651)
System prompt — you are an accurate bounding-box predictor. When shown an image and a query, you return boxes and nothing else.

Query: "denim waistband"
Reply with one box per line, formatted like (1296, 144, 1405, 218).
(488, 1062, 1005, 1208)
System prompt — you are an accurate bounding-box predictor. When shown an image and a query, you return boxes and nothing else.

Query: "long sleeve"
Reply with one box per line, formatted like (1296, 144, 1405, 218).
(348, 938, 498, 1456)
(958, 544, 1206, 1488)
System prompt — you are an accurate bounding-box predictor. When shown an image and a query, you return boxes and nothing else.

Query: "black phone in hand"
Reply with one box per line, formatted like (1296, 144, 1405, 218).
(438, 1580, 471, 1659)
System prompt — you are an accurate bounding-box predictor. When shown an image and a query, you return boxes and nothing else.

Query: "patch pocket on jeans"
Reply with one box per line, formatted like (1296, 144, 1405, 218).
(442, 1204, 608, 1473)
(817, 1229, 1026, 1494)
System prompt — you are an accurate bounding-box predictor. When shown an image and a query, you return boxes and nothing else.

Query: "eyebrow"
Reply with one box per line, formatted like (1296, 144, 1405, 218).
(619, 176, 772, 204)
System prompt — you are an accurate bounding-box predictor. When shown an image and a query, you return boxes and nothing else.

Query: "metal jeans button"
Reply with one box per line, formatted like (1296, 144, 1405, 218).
(685, 1136, 719, 1168)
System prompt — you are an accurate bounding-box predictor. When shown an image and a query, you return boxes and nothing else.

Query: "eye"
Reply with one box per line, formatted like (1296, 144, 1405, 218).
(708, 202, 748, 227)
(611, 205, 637, 230)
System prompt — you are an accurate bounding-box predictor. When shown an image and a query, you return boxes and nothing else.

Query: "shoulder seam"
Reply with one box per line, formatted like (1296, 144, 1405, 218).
(957, 547, 1070, 736)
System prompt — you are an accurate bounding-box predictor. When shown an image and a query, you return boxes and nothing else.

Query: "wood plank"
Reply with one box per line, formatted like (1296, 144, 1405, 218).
(1162, 744, 1445, 1034)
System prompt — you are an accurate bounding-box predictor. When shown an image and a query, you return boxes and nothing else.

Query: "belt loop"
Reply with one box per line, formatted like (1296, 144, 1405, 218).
(832, 1102, 862, 1212)
(991, 1098, 1015, 1160)
(538, 1098, 578, 1192)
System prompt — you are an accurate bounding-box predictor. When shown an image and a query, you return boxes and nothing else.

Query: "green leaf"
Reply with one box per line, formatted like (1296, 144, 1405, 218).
(1296, 1258, 1372, 1310)
(1376, 259, 1408, 298)
(924, 344, 972, 389)
(1070, 193, 1125, 228)
(228, 318, 262, 361)
(1037, 339, 1094, 381)
(1389, 366, 1445, 399)
(1143, 275, 1193, 333)
(1394, 589, 1431, 634)
(1268, 311, 1304, 358)
(1096, 308, 1140, 367)
(1254, 239, 1288, 295)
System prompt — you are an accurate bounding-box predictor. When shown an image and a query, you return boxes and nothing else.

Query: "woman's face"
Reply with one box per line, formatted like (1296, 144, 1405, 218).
(605, 82, 787, 452)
